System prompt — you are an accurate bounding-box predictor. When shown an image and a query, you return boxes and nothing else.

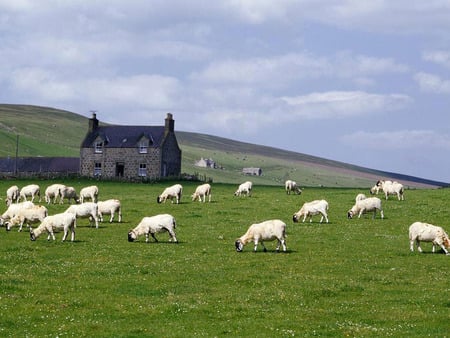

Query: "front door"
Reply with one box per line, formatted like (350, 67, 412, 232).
(116, 162, 124, 177)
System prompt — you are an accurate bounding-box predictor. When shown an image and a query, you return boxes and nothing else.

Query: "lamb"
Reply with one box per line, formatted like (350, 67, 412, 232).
(234, 181, 252, 197)
(19, 184, 41, 202)
(347, 197, 384, 219)
(377, 180, 404, 201)
(355, 193, 367, 202)
(292, 199, 329, 223)
(157, 184, 183, 204)
(65, 202, 99, 228)
(0, 201, 35, 226)
(97, 199, 122, 223)
(79, 185, 99, 203)
(409, 222, 450, 255)
(285, 180, 302, 195)
(235, 219, 287, 252)
(44, 184, 66, 204)
(6, 205, 48, 232)
(30, 212, 76, 242)
(128, 214, 178, 243)
(191, 183, 212, 203)
(5, 185, 20, 206)
(60, 186, 79, 204)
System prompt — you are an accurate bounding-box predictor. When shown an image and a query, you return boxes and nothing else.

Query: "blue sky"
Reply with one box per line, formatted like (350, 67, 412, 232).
(1, 1, 450, 182)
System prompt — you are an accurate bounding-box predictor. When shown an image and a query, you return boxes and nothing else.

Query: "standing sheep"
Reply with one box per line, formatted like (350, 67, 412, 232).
(285, 180, 302, 195)
(347, 197, 384, 219)
(60, 186, 79, 204)
(0, 201, 35, 226)
(191, 183, 212, 203)
(234, 181, 252, 197)
(5, 185, 20, 206)
(44, 184, 66, 204)
(30, 212, 76, 242)
(409, 222, 450, 255)
(128, 214, 178, 243)
(157, 184, 183, 204)
(79, 185, 99, 203)
(5, 205, 48, 232)
(97, 199, 122, 223)
(65, 202, 99, 228)
(235, 219, 287, 252)
(19, 184, 41, 202)
(293, 200, 329, 223)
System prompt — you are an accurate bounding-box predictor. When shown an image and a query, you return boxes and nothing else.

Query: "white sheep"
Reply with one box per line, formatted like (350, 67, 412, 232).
(378, 180, 404, 201)
(97, 199, 122, 223)
(409, 222, 450, 255)
(235, 219, 287, 252)
(19, 184, 41, 202)
(292, 199, 329, 223)
(65, 202, 99, 228)
(157, 184, 183, 204)
(6, 205, 48, 232)
(44, 184, 66, 204)
(285, 180, 302, 195)
(79, 185, 99, 203)
(0, 201, 35, 226)
(347, 197, 384, 219)
(355, 193, 367, 202)
(191, 183, 212, 203)
(234, 181, 252, 197)
(60, 186, 79, 204)
(6, 185, 20, 206)
(128, 214, 178, 243)
(30, 212, 76, 242)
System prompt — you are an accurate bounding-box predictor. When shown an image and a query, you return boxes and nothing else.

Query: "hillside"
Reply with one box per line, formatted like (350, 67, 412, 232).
(0, 104, 447, 188)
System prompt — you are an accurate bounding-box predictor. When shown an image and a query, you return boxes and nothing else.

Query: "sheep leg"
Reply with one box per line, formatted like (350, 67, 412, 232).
(380, 210, 384, 219)
(109, 212, 114, 223)
(166, 229, 177, 243)
(416, 240, 423, 253)
(150, 233, 158, 243)
(62, 230, 68, 242)
(277, 239, 287, 252)
(70, 228, 75, 242)
(118, 210, 122, 223)
(409, 240, 415, 252)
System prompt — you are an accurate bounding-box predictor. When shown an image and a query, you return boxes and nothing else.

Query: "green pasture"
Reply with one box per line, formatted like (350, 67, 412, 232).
(0, 179, 448, 337)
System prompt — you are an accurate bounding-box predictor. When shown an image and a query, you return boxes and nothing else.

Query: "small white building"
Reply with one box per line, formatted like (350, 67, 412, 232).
(194, 157, 217, 169)
(242, 167, 262, 176)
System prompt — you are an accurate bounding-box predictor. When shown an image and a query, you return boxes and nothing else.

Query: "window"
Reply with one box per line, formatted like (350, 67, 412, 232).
(139, 140, 148, 154)
(94, 162, 102, 176)
(138, 163, 147, 177)
(95, 141, 103, 153)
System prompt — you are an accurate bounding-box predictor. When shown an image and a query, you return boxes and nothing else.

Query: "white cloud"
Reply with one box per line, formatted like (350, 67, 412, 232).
(414, 72, 450, 94)
(422, 50, 450, 69)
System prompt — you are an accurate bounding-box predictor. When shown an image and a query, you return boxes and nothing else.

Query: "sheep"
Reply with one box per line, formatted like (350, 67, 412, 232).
(5, 185, 20, 206)
(191, 183, 212, 203)
(292, 199, 329, 223)
(60, 186, 79, 204)
(5, 205, 48, 232)
(347, 197, 384, 219)
(377, 180, 404, 201)
(97, 199, 122, 223)
(0, 201, 35, 226)
(44, 184, 66, 204)
(65, 202, 99, 228)
(285, 180, 302, 195)
(19, 184, 41, 202)
(235, 219, 287, 252)
(128, 214, 177, 243)
(79, 185, 99, 203)
(234, 181, 252, 197)
(157, 184, 183, 204)
(409, 222, 450, 255)
(30, 212, 76, 242)
(355, 193, 367, 202)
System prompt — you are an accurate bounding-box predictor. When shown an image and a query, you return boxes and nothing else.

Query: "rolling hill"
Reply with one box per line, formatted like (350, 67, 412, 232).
(0, 104, 446, 188)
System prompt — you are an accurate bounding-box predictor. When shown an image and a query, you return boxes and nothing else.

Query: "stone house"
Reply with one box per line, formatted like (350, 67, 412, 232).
(80, 113, 181, 180)
(242, 167, 262, 176)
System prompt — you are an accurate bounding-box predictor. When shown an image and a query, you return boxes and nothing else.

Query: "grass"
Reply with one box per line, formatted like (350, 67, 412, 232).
(0, 179, 449, 337)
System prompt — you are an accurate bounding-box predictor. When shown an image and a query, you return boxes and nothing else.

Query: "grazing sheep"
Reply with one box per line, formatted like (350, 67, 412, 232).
(128, 214, 177, 243)
(285, 180, 302, 195)
(234, 181, 253, 197)
(79, 185, 99, 203)
(235, 219, 287, 252)
(19, 184, 41, 202)
(97, 199, 122, 223)
(409, 222, 450, 255)
(6, 205, 48, 232)
(44, 184, 66, 204)
(60, 186, 79, 204)
(30, 212, 76, 242)
(191, 183, 212, 203)
(293, 200, 329, 223)
(6, 185, 20, 206)
(65, 202, 99, 228)
(355, 193, 367, 202)
(157, 184, 183, 204)
(377, 180, 404, 201)
(347, 197, 384, 219)
(0, 201, 35, 226)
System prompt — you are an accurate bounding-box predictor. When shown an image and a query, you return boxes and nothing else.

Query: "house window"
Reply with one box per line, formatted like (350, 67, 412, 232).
(138, 163, 147, 177)
(94, 162, 102, 176)
(95, 141, 103, 153)
(139, 140, 148, 154)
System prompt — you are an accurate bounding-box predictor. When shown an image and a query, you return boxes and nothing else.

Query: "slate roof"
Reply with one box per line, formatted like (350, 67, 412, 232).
(0, 157, 80, 173)
(81, 125, 166, 148)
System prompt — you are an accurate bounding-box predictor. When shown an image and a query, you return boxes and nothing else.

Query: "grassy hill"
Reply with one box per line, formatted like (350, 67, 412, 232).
(0, 104, 446, 188)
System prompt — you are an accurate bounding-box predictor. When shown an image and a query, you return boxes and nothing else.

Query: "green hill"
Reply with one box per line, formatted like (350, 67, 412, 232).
(0, 104, 446, 188)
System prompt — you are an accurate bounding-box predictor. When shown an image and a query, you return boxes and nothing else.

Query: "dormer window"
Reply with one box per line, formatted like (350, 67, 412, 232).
(95, 141, 103, 153)
(139, 139, 149, 154)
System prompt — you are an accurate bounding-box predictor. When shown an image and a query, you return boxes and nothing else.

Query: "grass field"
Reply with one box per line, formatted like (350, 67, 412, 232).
(0, 179, 449, 337)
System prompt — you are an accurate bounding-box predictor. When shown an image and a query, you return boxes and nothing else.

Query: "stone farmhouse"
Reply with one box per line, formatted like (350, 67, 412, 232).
(80, 113, 181, 180)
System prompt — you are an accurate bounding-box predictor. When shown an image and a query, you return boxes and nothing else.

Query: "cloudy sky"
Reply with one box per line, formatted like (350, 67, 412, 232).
(1, 1, 450, 182)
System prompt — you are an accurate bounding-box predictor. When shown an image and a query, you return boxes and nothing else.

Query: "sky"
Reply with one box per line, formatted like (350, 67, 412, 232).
(1, 1, 450, 183)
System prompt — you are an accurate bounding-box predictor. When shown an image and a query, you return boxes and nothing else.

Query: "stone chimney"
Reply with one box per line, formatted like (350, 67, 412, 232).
(89, 113, 99, 133)
(164, 113, 174, 136)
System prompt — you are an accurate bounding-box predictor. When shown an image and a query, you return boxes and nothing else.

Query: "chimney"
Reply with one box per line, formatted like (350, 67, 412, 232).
(164, 113, 174, 136)
(89, 113, 99, 133)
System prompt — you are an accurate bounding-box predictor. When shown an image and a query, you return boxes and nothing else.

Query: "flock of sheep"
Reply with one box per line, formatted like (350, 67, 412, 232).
(1, 179, 449, 255)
